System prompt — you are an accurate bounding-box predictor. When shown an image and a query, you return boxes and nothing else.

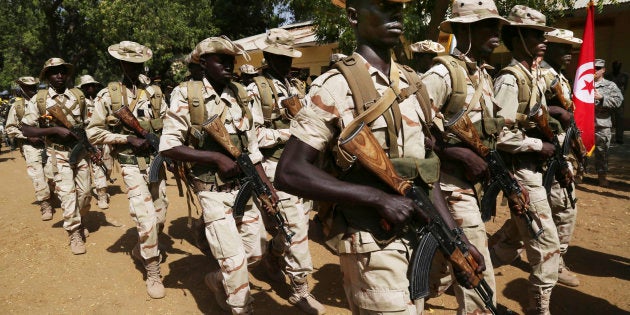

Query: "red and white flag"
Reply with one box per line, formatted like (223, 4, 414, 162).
(572, 1, 596, 154)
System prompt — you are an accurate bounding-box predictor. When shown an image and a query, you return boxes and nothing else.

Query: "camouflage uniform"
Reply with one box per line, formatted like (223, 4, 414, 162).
(421, 50, 498, 314)
(160, 75, 266, 314)
(594, 70, 624, 175)
(291, 52, 433, 314)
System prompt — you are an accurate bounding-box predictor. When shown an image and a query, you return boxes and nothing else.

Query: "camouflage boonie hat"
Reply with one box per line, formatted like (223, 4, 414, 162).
(332, 0, 410, 8)
(545, 28, 583, 47)
(39, 58, 74, 80)
(192, 36, 250, 62)
(76, 75, 101, 88)
(108, 41, 153, 63)
(16, 76, 39, 86)
(239, 64, 257, 75)
(439, 0, 508, 34)
(410, 40, 445, 54)
(256, 28, 302, 58)
(506, 5, 554, 32)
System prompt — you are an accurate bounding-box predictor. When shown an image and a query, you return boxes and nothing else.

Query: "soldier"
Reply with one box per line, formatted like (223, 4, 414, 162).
(86, 41, 169, 299)
(410, 40, 445, 74)
(238, 63, 258, 87)
(160, 36, 268, 314)
(420, 0, 509, 313)
(21, 58, 92, 255)
(5, 76, 55, 220)
(78, 74, 112, 209)
(275, 0, 485, 314)
(490, 6, 562, 314)
(593, 58, 624, 186)
(246, 27, 325, 315)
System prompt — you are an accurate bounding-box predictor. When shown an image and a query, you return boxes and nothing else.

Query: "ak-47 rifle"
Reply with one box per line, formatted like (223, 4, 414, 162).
(339, 122, 497, 314)
(445, 112, 543, 240)
(529, 104, 576, 208)
(112, 106, 179, 190)
(280, 78, 303, 118)
(549, 78, 587, 178)
(202, 114, 295, 243)
(46, 104, 111, 182)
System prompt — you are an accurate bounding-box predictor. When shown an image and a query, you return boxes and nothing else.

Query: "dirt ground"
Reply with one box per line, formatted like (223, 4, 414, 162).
(0, 135, 628, 315)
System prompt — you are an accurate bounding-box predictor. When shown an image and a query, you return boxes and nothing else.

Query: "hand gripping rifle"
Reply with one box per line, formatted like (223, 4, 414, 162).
(201, 114, 295, 243)
(46, 104, 111, 182)
(339, 122, 497, 315)
(530, 104, 576, 208)
(112, 106, 179, 188)
(445, 111, 543, 240)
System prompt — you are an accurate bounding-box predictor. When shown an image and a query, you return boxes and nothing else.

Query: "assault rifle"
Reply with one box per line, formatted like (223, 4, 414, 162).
(339, 122, 497, 315)
(529, 104, 576, 208)
(280, 78, 303, 118)
(112, 105, 177, 187)
(445, 112, 543, 240)
(46, 104, 111, 182)
(202, 114, 294, 243)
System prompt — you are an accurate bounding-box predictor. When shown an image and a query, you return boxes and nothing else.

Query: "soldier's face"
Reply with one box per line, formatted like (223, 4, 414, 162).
(352, 0, 404, 48)
(46, 66, 68, 90)
(82, 83, 99, 98)
(201, 53, 235, 84)
(546, 42, 572, 68)
(519, 28, 547, 58)
(470, 19, 501, 56)
(266, 53, 293, 78)
(120, 61, 143, 81)
(20, 84, 37, 99)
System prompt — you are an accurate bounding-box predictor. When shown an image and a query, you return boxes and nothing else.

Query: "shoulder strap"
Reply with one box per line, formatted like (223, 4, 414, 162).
(398, 63, 433, 127)
(334, 53, 381, 116)
(149, 85, 163, 118)
(253, 75, 276, 108)
(228, 81, 253, 126)
(432, 55, 468, 120)
(14, 98, 25, 120)
(186, 81, 206, 125)
(68, 88, 86, 122)
(108, 82, 123, 112)
(500, 66, 532, 114)
(36, 89, 48, 116)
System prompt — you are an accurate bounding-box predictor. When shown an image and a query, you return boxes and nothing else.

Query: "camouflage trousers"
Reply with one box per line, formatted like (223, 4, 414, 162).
(50, 148, 91, 232)
(595, 127, 612, 174)
(337, 228, 423, 315)
(197, 189, 267, 311)
(121, 163, 168, 260)
(427, 174, 496, 315)
(22, 144, 53, 202)
(91, 144, 113, 190)
(261, 159, 314, 281)
(491, 168, 560, 296)
(549, 169, 577, 255)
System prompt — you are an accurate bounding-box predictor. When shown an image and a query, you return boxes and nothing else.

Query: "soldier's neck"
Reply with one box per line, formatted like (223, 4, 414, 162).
(356, 45, 391, 77)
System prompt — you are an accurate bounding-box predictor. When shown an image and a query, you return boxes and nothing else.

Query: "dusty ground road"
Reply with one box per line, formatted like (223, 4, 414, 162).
(0, 136, 628, 315)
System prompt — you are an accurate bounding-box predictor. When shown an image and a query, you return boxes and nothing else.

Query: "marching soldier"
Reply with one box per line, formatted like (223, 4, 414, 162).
(86, 41, 169, 299)
(21, 58, 92, 255)
(160, 36, 268, 314)
(247, 27, 325, 315)
(491, 6, 562, 314)
(410, 40, 445, 74)
(5, 76, 55, 220)
(78, 74, 112, 209)
(420, 0, 509, 313)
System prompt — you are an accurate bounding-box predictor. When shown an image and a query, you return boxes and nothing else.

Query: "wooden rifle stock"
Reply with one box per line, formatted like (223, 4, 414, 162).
(531, 104, 555, 142)
(280, 95, 303, 118)
(113, 105, 150, 138)
(447, 115, 490, 158)
(201, 114, 242, 158)
(46, 104, 75, 129)
(550, 79, 574, 112)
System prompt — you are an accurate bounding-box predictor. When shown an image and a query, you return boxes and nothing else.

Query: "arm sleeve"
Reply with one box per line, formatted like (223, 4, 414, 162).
(86, 90, 129, 145)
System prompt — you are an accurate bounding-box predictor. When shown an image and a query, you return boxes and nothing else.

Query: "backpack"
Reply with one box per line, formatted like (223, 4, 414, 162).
(36, 88, 86, 125)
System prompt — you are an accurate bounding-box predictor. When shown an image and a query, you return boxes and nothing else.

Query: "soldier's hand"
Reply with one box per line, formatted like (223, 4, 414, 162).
(127, 136, 149, 150)
(375, 193, 417, 231)
(539, 142, 555, 159)
(462, 151, 490, 182)
(557, 167, 574, 188)
(215, 154, 240, 179)
(594, 89, 603, 101)
(27, 137, 44, 145)
(53, 127, 75, 140)
(453, 241, 486, 290)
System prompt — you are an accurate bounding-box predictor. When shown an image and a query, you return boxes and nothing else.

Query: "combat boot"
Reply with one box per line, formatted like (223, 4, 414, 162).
(40, 200, 53, 221)
(144, 257, 165, 299)
(526, 288, 552, 315)
(204, 270, 230, 311)
(68, 228, 86, 255)
(97, 188, 109, 209)
(288, 276, 326, 315)
(598, 174, 609, 187)
(557, 257, 580, 287)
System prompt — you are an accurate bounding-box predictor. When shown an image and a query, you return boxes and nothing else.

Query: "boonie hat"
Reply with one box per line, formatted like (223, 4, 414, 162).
(506, 5, 554, 32)
(329, 53, 347, 64)
(256, 28, 302, 58)
(76, 75, 101, 88)
(410, 40, 446, 54)
(192, 36, 250, 63)
(545, 28, 583, 47)
(439, 0, 508, 34)
(108, 41, 153, 63)
(595, 59, 605, 68)
(332, 0, 410, 8)
(16, 76, 39, 86)
(39, 58, 74, 80)
(239, 64, 257, 75)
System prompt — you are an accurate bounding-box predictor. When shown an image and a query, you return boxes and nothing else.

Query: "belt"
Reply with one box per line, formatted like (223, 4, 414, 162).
(118, 153, 151, 165)
(49, 143, 72, 151)
(190, 177, 242, 193)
